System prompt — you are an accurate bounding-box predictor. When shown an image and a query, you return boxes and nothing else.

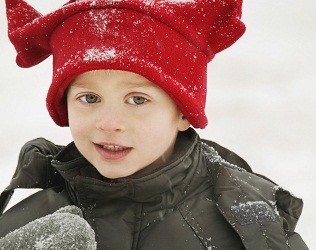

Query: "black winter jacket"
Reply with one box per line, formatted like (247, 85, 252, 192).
(0, 129, 309, 249)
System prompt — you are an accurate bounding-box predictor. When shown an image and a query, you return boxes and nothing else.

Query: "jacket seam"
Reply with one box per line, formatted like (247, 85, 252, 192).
(131, 203, 142, 249)
(176, 144, 211, 249)
(177, 202, 209, 249)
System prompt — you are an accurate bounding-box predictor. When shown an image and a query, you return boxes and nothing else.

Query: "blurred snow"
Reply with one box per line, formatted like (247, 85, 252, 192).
(0, 0, 315, 248)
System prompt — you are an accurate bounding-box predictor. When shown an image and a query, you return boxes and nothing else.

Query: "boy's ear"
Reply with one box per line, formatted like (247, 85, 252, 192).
(178, 115, 191, 132)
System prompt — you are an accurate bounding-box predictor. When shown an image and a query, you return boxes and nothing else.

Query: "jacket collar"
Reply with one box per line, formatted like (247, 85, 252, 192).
(51, 128, 205, 207)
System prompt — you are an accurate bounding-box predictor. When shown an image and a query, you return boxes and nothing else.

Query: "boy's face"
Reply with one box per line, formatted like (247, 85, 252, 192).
(67, 70, 190, 179)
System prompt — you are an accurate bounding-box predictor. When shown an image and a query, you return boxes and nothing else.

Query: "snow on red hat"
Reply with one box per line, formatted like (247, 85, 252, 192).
(6, 0, 245, 128)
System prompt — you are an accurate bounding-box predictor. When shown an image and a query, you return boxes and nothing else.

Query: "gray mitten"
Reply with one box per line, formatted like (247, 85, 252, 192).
(0, 206, 97, 250)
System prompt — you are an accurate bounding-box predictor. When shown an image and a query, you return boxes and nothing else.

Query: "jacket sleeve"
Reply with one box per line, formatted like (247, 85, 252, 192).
(288, 232, 309, 250)
(275, 188, 309, 250)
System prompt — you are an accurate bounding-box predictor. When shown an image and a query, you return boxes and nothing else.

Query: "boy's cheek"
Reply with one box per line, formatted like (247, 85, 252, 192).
(68, 112, 90, 136)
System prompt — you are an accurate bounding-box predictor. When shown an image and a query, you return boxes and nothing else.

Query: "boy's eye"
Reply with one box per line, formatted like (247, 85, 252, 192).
(127, 96, 148, 105)
(79, 94, 101, 103)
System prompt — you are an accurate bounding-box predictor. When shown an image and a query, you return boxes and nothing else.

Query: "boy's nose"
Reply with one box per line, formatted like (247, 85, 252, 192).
(96, 106, 126, 133)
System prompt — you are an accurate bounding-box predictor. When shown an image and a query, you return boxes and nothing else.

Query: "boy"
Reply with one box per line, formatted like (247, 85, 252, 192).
(0, 0, 309, 249)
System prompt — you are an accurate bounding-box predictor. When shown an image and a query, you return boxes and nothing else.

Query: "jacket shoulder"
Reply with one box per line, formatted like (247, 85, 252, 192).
(7, 137, 64, 190)
(0, 138, 65, 215)
(200, 139, 308, 249)
(201, 139, 252, 172)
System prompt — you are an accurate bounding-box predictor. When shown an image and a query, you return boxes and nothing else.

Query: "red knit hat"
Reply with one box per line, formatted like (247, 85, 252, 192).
(6, 0, 245, 128)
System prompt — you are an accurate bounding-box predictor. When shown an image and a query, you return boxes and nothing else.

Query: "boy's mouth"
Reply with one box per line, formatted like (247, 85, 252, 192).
(94, 143, 133, 161)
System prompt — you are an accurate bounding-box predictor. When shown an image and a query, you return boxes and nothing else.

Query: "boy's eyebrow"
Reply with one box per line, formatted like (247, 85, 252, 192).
(69, 81, 89, 88)
(122, 80, 160, 90)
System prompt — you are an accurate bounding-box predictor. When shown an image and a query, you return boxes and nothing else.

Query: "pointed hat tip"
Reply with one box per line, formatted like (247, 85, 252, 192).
(6, 0, 42, 31)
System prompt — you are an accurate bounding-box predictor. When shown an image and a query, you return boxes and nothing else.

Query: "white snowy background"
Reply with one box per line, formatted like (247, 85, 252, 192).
(0, 0, 315, 248)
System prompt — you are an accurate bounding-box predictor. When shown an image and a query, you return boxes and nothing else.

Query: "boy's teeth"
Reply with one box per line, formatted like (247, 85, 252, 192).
(102, 145, 124, 151)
